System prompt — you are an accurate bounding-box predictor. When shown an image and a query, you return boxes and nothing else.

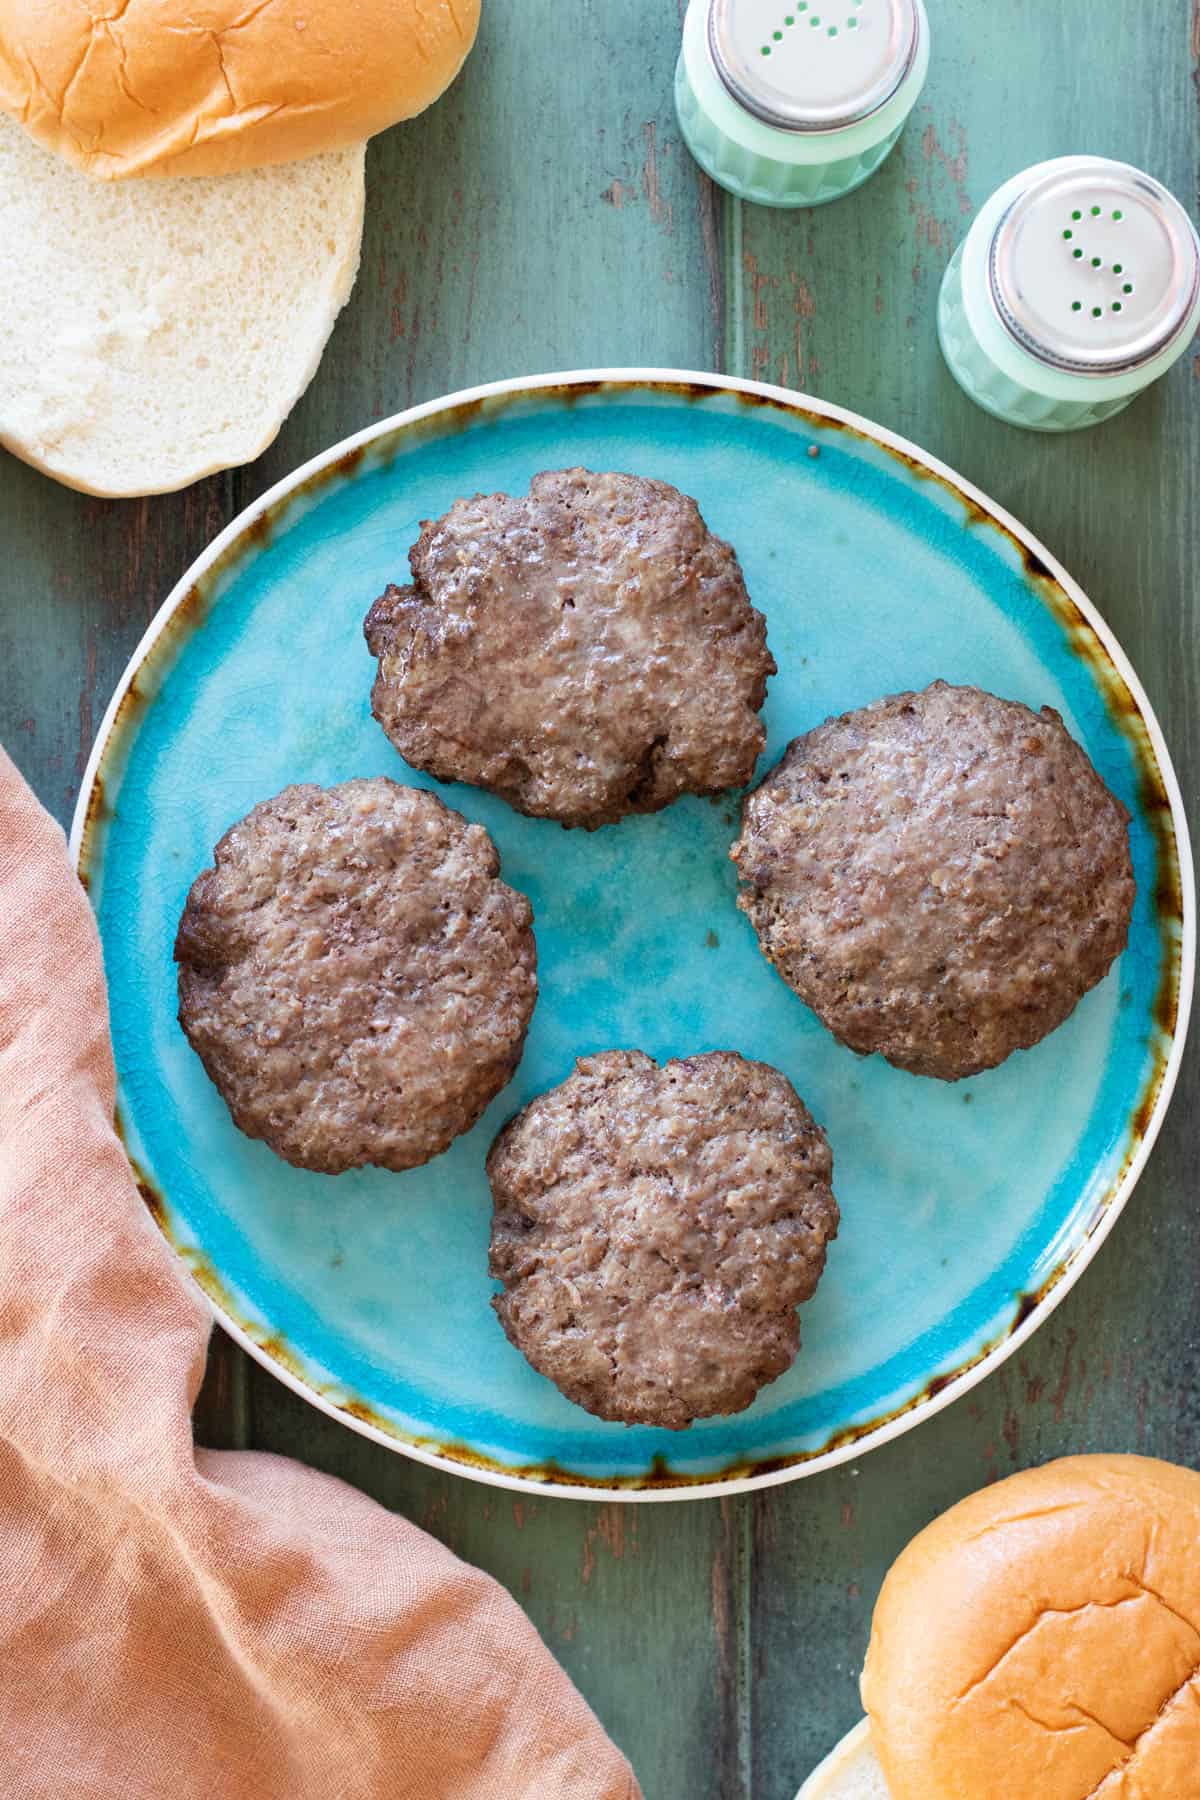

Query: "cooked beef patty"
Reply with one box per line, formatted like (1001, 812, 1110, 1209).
(175, 778, 537, 1173)
(487, 1050, 838, 1428)
(732, 681, 1135, 1081)
(364, 468, 775, 829)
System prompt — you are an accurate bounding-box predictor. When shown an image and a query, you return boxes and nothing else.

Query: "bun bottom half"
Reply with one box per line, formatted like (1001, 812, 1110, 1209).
(0, 114, 364, 497)
(797, 1719, 889, 1800)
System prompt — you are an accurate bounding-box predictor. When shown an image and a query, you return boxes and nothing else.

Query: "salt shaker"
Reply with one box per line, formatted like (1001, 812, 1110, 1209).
(675, 0, 930, 209)
(939, 156, 1200, 432)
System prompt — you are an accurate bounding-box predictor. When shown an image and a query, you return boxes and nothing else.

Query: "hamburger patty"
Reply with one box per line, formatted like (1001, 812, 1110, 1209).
(175, 778, 537, 1173)
(731, 681, 1135, 1081)
(487, 1050, 838, 1429)
(364, 468, 775, 829)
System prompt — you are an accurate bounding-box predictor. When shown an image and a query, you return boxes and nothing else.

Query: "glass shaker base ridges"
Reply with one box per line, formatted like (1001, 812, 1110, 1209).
(675, 55, 903, 208)
(675, 0, 929, 211)
(937, 158, 1200, 434)
(938, 250, 1135, 433)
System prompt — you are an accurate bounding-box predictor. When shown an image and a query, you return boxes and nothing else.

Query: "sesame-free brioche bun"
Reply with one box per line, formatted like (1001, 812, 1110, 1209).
(860, 1455, 1200, 1800)
(0, 0, 480, 179)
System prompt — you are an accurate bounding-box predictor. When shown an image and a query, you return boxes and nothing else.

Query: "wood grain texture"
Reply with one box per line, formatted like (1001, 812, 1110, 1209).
(0, 0, 1197, 1795)
(732, 3, 1200, 1791)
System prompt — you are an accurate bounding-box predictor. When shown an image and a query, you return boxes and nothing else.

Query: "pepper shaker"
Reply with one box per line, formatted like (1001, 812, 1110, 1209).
(939, 156, 1200, 432)
(675, 0, 930, 209)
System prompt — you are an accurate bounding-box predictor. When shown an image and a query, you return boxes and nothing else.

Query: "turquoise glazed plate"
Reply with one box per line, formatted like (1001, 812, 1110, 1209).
(72, 372, 1193, 1501)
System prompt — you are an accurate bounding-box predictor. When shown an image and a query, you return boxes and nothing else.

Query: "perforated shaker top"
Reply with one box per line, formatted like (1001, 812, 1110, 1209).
(989, 160, 1200, 374)
(707, 0, 920, 131)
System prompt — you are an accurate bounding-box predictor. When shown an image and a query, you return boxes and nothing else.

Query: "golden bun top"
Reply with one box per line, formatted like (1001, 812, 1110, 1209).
(0, 0, 480, 179)
(860, 1454, 1200, 1800)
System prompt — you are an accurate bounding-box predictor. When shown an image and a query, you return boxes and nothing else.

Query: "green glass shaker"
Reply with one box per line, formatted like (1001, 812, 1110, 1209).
(939, 157, 1200, 432)
(675, 0, 930, 209)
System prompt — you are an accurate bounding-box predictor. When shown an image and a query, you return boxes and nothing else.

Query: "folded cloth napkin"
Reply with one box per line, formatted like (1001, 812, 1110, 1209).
(0, 746, 640, 1800)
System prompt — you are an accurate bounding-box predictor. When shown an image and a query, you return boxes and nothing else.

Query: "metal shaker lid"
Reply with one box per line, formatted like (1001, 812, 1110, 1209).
(988, 159, 1200, 375)
(707, 0, 920, 133)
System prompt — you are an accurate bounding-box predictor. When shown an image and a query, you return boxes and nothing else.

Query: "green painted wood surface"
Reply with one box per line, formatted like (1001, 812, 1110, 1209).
(2, 2, 1197, 1794)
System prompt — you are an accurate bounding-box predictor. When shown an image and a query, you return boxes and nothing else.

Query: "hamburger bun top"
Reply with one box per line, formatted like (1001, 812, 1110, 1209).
(861, 1454, 1200, 1800)
(0, 0, 480, 179)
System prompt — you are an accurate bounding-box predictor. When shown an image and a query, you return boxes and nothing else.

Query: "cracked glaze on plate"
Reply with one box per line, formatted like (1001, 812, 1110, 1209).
(72, 372, 1193, 1501)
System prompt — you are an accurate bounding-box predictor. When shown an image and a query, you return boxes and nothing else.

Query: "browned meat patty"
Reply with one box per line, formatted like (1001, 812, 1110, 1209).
(175, 779, 537, 1174)
(731, 681, 1135, 1081)
(364, 468, 775, 829)
(487, 1050, 838, 1429)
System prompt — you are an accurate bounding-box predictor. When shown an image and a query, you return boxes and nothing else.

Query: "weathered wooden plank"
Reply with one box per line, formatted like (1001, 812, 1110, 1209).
(736, 1, 1200, 1790)
(239, 0, 727, 513)
(0, 465, 234, 823)
(192, 1327, 255, 1452)
(233, 6, 743, 1795)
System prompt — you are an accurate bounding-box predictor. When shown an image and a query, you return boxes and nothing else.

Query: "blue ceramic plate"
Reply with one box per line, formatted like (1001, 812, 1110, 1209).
(72, 373, 1193, 1501)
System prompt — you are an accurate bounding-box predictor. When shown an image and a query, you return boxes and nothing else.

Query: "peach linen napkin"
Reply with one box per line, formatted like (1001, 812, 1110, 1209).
(0, 745, 640, 1800)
